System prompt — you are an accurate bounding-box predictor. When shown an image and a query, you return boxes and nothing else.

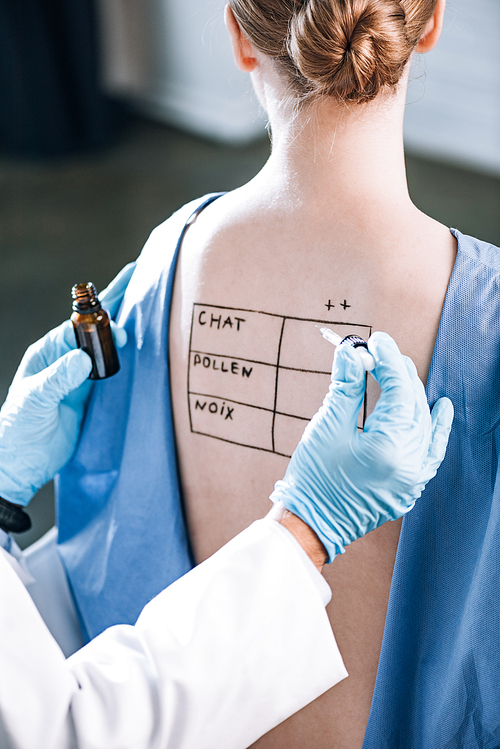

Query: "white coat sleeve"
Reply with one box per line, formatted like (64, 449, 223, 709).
(0, 527, 85, 658)
(0, 518, 347, 749)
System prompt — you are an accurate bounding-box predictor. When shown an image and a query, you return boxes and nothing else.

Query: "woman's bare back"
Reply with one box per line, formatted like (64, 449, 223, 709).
(169, 185, 456, 748)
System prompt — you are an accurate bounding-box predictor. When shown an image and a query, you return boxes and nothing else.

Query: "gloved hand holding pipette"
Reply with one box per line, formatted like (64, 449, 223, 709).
(0, 263, 135, 513)
(271, 331, 454, 563)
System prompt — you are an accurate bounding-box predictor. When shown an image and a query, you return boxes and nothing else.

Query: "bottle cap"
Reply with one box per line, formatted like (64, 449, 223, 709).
(72, 282, 101, 312)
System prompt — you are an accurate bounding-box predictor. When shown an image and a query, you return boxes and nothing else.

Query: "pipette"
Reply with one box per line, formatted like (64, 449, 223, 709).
(318, 327, 375, 371)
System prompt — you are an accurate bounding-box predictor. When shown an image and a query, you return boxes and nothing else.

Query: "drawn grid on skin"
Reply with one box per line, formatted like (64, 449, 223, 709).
(271, 318, 286, 452)
(188, 303, 371, 457)
(186, 301, 196, 434)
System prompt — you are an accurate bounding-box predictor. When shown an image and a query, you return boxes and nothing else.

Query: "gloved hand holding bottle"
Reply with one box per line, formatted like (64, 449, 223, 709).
(0, 263, 135, 511)
(271, 332, 454, 563)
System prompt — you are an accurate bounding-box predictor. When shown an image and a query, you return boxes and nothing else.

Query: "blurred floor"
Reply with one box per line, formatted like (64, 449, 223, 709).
(1, 116, 499, 548)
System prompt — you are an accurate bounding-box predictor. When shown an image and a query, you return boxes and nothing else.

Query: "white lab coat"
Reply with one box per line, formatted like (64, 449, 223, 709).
(0, 519, 347, 749)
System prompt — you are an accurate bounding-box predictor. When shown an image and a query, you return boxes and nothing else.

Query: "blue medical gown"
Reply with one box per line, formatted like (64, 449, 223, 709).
(58, 196, 500, 744)
(364, 232, 500, 747)
(56, 195, 221, 641)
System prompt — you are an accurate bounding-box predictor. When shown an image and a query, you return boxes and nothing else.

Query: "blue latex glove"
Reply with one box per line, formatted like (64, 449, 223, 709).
(271, 332, 454, 563)
(0, 262, 136, 506)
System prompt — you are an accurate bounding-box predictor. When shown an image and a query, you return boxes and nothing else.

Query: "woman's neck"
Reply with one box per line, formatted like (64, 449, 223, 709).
(249, 72, 415, 227)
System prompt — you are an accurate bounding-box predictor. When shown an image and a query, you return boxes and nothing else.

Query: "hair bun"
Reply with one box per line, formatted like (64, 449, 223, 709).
(288, 0, 413, 102)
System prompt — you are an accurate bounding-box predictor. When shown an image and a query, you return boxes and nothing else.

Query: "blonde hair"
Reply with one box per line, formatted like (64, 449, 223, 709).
(229, 0, 439, 103)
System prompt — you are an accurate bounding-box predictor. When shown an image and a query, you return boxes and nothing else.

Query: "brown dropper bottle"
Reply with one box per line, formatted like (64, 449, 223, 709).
(71, 283, 120, 379)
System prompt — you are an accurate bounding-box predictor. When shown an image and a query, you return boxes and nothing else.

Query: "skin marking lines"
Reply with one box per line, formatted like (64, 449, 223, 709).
(187, 303, 371, 458)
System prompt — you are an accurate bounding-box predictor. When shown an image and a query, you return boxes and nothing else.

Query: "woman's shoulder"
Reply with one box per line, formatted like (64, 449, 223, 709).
(145, 194, 226, 249)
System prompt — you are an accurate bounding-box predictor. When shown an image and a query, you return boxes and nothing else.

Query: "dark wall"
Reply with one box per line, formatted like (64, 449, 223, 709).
(0, 0, 120, 157)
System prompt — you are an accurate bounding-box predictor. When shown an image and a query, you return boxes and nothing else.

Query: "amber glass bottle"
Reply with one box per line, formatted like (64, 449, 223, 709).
(71, 283, 120, 379)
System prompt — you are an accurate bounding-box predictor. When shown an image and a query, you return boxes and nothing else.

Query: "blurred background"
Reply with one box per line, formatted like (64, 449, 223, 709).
(1, 0, 499, 548)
